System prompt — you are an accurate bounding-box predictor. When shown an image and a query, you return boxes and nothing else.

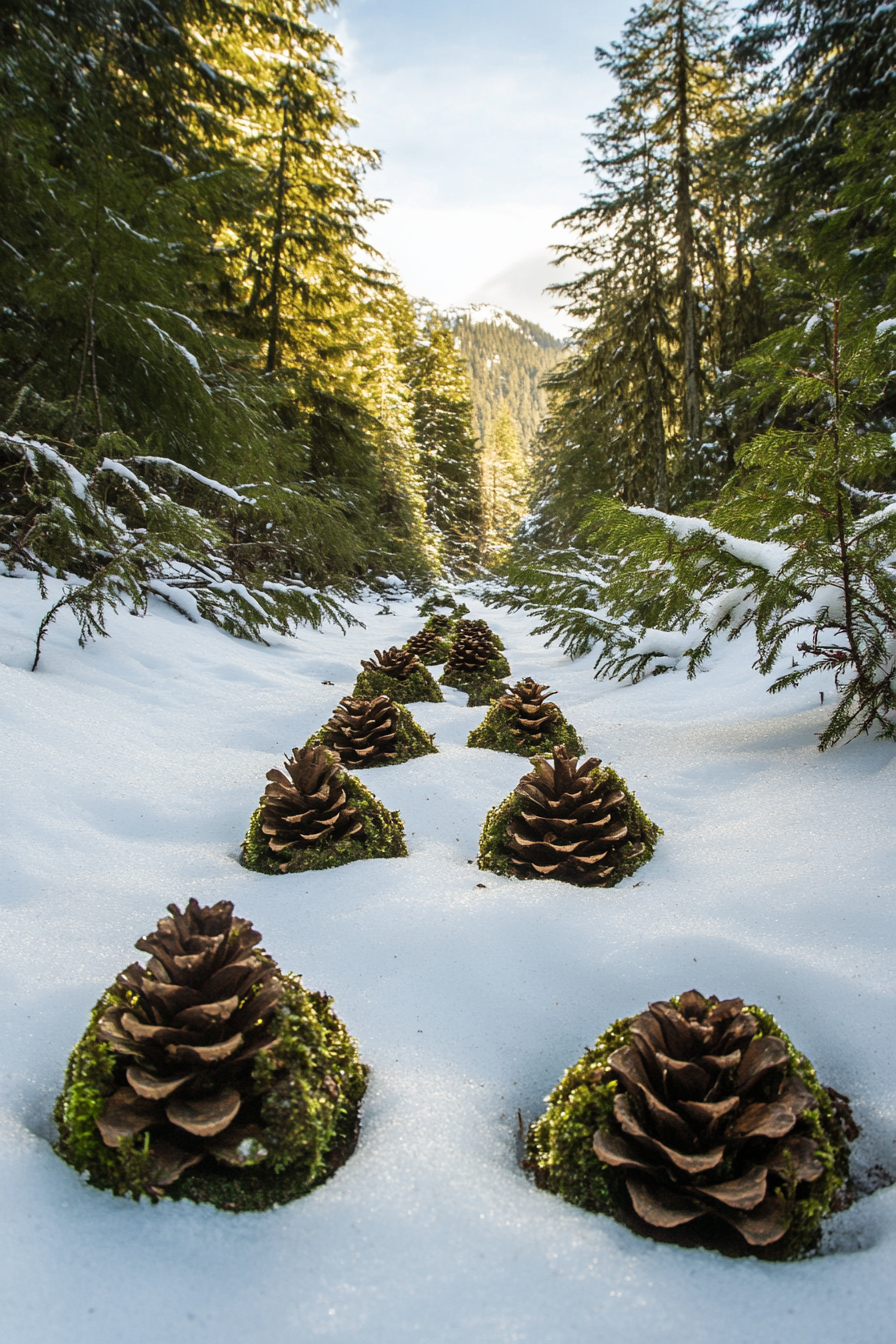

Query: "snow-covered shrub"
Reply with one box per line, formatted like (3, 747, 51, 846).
(494, 298, 896, 749)
(1, 432, 356, 665)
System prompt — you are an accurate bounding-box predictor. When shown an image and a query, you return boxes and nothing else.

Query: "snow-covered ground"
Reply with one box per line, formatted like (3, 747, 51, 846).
(1, 571, 894, 1343)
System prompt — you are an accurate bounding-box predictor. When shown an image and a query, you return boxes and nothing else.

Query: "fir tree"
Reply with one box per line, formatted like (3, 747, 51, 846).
(479, 403, 530, 559)
(403, 315, 482, 573)
(536, 0, 757, 539)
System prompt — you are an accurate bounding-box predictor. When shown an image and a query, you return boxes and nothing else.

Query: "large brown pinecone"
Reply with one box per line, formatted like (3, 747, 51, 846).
(261, 744, 362, 868)
(592, 991, 826, 1248)
(444, 627, 499, 676)
(404, 628, 445, 663)
(360, 646, 420, 682)
(498, 678, 560, 747)
(507, 745, 640, 885)
(95, 899, 282, 1189)
(320, 695, 398, 768)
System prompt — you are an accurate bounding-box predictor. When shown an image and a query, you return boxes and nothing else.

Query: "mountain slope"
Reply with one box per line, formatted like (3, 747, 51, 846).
(445, 305, 565, 455)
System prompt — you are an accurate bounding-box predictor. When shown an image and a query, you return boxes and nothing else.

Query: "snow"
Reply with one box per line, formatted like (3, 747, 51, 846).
(1, 573, 895, 1343)
(628, 506, 793, 575)
(876, 318, 896, 338)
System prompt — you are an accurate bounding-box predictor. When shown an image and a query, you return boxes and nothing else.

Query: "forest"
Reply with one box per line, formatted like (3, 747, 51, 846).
(2, 0, 895, 744)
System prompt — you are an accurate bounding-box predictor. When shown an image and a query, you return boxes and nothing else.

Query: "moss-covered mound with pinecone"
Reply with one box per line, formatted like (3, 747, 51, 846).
(353, 646, 443, 704)
(525, 990, 853, 1259)
(467, 678, 584, 756)
(306, 694, 436, 768)
(478, 745, 658, 887)
(439, 623, 510, 704)
(403, 627, 452, 664)
(242, 744, 407, 874)
(454, 617, 505, 651)
(54, 899, 368, 1210)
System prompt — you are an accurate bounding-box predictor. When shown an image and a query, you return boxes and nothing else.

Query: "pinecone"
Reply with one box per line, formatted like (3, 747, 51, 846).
(425, 613, 452, 635)
(506, 745, 641, 885)
(455, 617, 504, 649)
(498, 678, 560, 747)
(592, 991, 829, 1248)
(443, 627, 500, 677)
(94, 899, 282, 1189)
(319, 695, 398, 768)
(404, 628, 446, 663)
(261, 744, 362, 868)
(360, 646, 420, 682)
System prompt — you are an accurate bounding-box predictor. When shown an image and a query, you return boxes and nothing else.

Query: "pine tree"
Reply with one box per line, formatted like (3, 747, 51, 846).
(535, 0, 756, 540)
(734, 1, 896, 228)
(479, 403, 530, 558)
(403, 314, 482, 572)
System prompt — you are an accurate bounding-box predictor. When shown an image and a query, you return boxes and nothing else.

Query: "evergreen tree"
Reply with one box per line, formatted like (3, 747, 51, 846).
(734, 0, 896, 228)
(450, 309, 564, 455)
(403, 315, 482, 573)
(479, 403, 530, 559)
(535, 0, 758, 541)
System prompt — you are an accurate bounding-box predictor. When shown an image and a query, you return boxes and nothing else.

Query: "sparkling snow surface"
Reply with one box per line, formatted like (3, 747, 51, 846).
(1, 573, 894, 1343)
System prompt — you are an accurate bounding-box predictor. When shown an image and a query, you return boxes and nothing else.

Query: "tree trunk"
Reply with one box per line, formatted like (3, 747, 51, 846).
(265, 96, 290, 375)
(674, 0, 702, 457)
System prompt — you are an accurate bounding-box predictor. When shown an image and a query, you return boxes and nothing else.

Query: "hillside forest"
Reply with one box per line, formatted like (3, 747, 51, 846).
(2, 0, 895, 744)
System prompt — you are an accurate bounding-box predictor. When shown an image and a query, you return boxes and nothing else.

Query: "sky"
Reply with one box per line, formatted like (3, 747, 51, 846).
(333, 0, 629, 335)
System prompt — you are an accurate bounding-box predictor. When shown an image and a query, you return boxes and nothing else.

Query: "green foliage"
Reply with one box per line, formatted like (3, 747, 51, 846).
(403, 314, 483, 573)
(54, 975, 368, 1210)
(479, 404, 531, 560)
(439, 653, 511, 693)
(451, 309, 564, 455)
(526, 1000, 850, 1259)
(579, 293, 896, 748)
(483, 546, 612, 660)
(0, 0, 436, 615)
(352, 665, 444, 705)
(533, 0, 760, 541)
(306, 701, 438, 766)
(1, 432, 356, 665)
(466, 704, 584, 757)
(478, 761, 659, 884)
(241, 773, 408, 875)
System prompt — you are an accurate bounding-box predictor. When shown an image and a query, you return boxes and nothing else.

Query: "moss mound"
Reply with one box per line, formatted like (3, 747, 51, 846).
(439, 654, 511, 704)
(353, 664, 443, 704)
(242, 770, 407, 874)
(467, 703, 585, 757)
(306, 701, 437, 767)
(525, 1000, 851, 1260)
(477, 759, 658, 886)
(54, 975, 368, 1210)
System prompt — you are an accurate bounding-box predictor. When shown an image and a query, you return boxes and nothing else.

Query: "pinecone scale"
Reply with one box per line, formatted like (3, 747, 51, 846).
(319, 694, 398, 768)
(261, 745, 362, 866)
(93, 899, 282, 1187)
(508, 747, 641, 884)
(592, 992, 831, 1247)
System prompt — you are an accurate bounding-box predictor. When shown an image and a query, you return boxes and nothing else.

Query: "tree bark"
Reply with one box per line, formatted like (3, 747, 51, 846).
(674, 0, 702, 456)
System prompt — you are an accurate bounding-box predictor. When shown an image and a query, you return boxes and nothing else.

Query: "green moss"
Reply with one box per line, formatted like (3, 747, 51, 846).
(439, 654, 512, 706)
(306, 702, 437, 768)
(241, 771, 408, 875)
(525, 1000, 851, 1260)
(406, 635, 452, 664)
(467, 703, 585, 757)
(54, 976, 368, 1210)
(352, 665, 444, 704)
(477, 761, 659, 886)
(418, 596, 469, 620)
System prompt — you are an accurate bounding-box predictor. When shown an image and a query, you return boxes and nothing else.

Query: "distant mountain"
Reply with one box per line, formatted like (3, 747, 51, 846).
(443, 305, 565, 455)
